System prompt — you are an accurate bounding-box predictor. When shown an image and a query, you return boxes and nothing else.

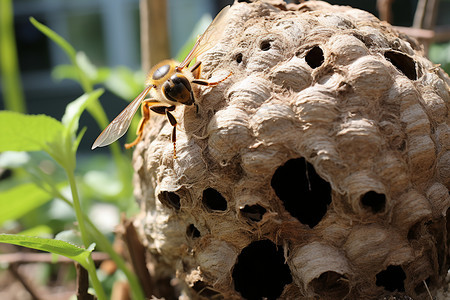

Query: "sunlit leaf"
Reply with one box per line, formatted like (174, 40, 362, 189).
(104, 67, 144, 100)
(0, 183, 52, 226)
(55, 229, 83, 247)
(29, 17, 76, 61)
(76, 52, 98, 80)
(0, 111, 64, 152)
(61, 89, 104, 136)
(0, 234, 95, 269)
(52, 64, 79, 82)
(18, 225, 53, 237)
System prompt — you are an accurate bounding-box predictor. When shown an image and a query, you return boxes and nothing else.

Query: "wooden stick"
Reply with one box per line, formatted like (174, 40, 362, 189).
(119, 218, 154, 298)
(9, 263, 43, 300)
(76, 263, 95, 300)
(139, 0, 170, 72)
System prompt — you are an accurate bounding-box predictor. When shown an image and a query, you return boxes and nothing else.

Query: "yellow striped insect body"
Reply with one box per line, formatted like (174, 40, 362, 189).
(92, 6, 231, 157)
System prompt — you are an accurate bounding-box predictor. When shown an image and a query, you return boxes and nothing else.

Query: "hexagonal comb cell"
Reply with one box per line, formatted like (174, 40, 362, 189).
(271, 158, 332, 228)
(133, 1, 450, 299)
(232, 240, 292, 299)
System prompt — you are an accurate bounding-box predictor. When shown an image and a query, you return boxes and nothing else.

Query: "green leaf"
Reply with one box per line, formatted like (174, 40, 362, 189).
(104, 67, 144, 100)
(61, 89, 104, 136)
(18, 225, 53, 237)
(0, 111, 64, 152)
(52, 55, 110, 85)
(0, 234, 95, 269)
(429, 42, 450, 74)
(30, 17, 92, 92)
(55, 229, 83, 247)
(0, 183, 52, 226)
(29, 17, 76, 61)
(76, 52, 110, 84)
(74, 127, 87, 153)
(52, 64, 79, 82)
(1, 0, 26, 113)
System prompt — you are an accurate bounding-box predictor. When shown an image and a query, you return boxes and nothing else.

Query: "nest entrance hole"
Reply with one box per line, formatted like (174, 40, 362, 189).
(260, 40, 272, 51)
(384, 50, 417, 80)
(305, 46, 324, 69)
(360, 191, 386, 213)
(186, 224, 200, 239)
(240, 204, 267, 222)
(310, 271, 350, 299)
(192, 281, 222, 298)
(271, 158, 332, 228)
(414, 277, 432, 295)
(159, 191, 181, 210)
(202, 188, 227, 211)
(232, 240, 292, 299)
(375, 265, 406, 292)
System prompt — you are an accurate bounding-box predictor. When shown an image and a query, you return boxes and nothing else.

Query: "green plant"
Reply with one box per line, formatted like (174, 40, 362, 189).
(0, 0, 26, 113)
(429, 41, 450, 74)
(0, 7, 215, 298)
(0, 17, 145, 300)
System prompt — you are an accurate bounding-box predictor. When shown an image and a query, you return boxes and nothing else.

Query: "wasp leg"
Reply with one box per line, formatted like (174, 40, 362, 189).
(190, 60, 232, 86)
(190, 61, 202, 79)
(125, 100, 160, 149)
(150, 105, 178, 158)
(192, 71, 232, 86)
(166, 108, 178, 159)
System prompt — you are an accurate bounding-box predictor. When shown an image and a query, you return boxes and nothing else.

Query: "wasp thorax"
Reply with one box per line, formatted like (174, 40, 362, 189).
(153, 64, 171, 80)
(162, 74, 194, 105)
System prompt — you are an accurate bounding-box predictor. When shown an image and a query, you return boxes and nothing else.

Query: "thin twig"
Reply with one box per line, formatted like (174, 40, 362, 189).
(8, 263, 43, 300)
(76, 263, 96, 300)
(423, 279, 434, 300)
(119, 218, 155, 298)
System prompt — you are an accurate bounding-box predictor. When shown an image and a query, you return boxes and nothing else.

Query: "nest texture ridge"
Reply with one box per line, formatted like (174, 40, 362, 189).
(132, 1, 450, 299)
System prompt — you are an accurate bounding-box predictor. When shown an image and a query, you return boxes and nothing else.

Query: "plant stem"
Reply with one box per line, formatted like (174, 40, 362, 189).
(48, 182, 144, 300)
(0, 0, 26, 113)
(65, 167, 107, 300)
(78, 67, 133, 200)
(85, 218, 145, 300)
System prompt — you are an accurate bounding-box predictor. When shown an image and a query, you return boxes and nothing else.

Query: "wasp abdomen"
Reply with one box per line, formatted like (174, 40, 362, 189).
(163, 74, 194, 105)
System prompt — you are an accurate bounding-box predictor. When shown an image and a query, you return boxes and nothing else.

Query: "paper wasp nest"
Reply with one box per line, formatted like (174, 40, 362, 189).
(132, 1, 450, 299)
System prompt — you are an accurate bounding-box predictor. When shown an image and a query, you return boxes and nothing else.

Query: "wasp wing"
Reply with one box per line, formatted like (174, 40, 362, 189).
(178, 5, 230, 70)
(91, 85, 153, 149)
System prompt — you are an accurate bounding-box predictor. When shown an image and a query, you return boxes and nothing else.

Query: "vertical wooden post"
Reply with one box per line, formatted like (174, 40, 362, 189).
(413, 0, 440, 30)
(140, 0, 171, 72)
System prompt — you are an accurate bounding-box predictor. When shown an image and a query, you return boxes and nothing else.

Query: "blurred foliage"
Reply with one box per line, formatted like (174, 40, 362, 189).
(0, 0, 26, 112)
(0, 5, 208, 296)
(429, 41, 450, 74)
(0, 15, 146, 300)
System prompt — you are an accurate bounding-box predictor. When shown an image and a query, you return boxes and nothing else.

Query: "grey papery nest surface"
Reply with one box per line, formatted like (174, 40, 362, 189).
(131, 1, 450, 299)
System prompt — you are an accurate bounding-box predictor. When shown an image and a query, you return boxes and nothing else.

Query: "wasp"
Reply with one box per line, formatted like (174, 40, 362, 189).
(91, 5, 231, 157)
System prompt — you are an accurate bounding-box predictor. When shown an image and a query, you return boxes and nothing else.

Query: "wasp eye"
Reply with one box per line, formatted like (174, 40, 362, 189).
(153, 64, 171, 80)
